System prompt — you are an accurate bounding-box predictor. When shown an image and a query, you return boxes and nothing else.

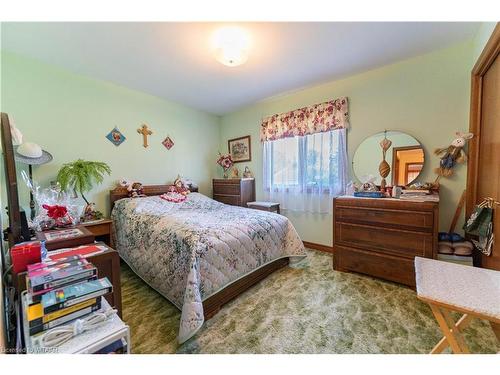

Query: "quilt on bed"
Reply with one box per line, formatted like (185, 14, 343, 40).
(111, 193, 306, 343)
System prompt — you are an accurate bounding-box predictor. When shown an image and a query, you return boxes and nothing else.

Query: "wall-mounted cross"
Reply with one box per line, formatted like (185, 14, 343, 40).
(137, 124, 153, 148)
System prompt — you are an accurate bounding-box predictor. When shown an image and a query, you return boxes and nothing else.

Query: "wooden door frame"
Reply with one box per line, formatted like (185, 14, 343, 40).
(391, 145, 424, 186)
(466, 23, 500, 218)
(404, 162, 424, 185)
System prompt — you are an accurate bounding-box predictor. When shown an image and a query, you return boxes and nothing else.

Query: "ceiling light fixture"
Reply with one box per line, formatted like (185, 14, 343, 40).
(211, 26, 251, 67)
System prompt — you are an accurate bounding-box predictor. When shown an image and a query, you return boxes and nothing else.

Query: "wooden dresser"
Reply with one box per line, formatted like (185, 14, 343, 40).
(333, 196, 438, 287)
(213, 178, 255, 207)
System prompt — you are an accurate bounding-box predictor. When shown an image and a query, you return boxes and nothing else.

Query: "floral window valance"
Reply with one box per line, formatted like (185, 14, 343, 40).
(260, 97, 349, 142)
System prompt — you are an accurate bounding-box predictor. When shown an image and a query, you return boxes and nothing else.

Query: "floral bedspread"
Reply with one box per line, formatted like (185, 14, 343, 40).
(111, 193, 306, 343)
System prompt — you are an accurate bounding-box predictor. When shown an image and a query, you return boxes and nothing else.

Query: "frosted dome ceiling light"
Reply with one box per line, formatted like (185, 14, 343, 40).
(211, 26, 251, 67)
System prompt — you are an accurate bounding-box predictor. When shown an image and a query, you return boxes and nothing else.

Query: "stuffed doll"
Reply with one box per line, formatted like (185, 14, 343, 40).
(434, 132, 473, 179)
(119, 179, 145, 198)
(128, 182, 145, 198)
(173, 175, 190, 195)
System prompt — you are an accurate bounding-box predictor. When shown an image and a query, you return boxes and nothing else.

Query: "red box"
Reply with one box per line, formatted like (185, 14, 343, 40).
(10, 242, 42, 274)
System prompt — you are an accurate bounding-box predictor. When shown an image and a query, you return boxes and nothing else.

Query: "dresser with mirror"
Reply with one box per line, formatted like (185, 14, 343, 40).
(334, 130, 438, 287)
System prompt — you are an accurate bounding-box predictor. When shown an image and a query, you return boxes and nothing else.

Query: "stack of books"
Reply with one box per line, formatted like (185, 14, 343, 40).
(25, 255, 113, 336)
(400, 189, 439, 202)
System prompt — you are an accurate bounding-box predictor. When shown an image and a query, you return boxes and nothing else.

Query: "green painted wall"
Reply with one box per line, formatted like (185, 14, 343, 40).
(1, 24, 496, 249)
(471, 22, 497, 64)
(0, 51, 221, 217)
(220, 41, 474, 246)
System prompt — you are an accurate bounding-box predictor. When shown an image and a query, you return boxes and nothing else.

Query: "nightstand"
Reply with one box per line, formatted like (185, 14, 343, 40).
(247, 201, 280, 214)
(82, 218, 113, 246)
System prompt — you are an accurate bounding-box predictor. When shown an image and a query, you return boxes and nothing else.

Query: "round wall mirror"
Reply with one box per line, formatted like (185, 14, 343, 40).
(353, 131, 425, 186)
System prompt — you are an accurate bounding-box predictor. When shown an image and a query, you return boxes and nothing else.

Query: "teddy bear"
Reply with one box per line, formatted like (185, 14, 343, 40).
(119, 179, 146, 198)
(434, 132, 473, 179)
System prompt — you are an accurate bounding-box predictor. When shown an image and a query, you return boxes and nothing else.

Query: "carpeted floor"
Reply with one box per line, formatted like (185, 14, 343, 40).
(120, 249, 499, 354)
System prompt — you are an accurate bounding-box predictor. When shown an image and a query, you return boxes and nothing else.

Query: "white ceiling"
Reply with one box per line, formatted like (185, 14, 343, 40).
(1, 22, 479, 115)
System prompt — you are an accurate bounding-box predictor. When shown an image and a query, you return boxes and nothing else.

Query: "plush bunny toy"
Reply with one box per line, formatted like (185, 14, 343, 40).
(434, 132, 473, 178)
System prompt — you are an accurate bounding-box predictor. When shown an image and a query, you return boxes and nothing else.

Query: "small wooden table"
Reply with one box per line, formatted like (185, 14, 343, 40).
(415, 257, 500, 354)
(81, 218, 113, 246)
(247, 201, 280, 214)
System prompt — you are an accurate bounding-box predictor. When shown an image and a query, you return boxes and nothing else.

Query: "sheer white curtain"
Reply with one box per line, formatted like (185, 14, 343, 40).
(263, 129, 348, 214)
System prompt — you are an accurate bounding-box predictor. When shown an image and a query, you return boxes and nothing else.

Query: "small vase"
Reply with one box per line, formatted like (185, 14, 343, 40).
(223, 170, 229, 179)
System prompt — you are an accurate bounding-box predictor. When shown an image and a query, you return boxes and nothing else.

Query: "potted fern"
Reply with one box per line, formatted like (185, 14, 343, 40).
(57, 159, 112, 222)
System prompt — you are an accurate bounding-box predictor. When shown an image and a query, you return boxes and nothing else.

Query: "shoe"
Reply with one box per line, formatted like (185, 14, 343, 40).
(438, 241, 454, 254)
(452, 241, 473, 256)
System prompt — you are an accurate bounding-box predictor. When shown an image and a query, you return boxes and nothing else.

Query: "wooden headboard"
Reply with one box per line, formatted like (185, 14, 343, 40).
(109, 184, 198, 210)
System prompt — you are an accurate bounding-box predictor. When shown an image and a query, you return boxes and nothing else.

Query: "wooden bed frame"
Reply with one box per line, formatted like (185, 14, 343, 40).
(109, 184, 290, 320)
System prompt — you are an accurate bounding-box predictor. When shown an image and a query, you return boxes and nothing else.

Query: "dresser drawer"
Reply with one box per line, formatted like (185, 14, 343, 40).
(213, 194, 240, 206)
(335, 206, 433, 232)
(334, 245, 416, 286)
(335, 222, 433, 258)
(213, 183, 241, 195)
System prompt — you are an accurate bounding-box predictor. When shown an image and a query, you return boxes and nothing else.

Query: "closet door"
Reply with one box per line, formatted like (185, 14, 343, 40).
(467, 24, 500, 270)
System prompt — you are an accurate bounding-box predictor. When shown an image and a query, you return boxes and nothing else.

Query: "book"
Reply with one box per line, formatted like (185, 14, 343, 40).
(27, 297, 99, 328)
(28, 260, 97, 293)
(36, 225, 95, 251)
(48, 244, 107, 260)
(29, 299, 101, 336)
(27, 255, 83, 273)
(44, 228, 86, 242)
(27, 275, 98, 305)
(401, 189, 430, 195)
(353, 191, 385, 198)
(41, 278, 112, 314)
(400, 194, 440, 202)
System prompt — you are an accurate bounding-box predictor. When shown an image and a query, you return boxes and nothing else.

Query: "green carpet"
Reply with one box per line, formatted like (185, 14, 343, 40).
(120, 249, 499, 354)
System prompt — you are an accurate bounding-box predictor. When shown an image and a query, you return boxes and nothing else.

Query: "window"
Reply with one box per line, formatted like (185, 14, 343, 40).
(268, 136, 299, 187)
(263, 129, 347, 213)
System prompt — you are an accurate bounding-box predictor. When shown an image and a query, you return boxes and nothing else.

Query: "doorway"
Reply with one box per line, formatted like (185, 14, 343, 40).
(466, 24, 500, 270)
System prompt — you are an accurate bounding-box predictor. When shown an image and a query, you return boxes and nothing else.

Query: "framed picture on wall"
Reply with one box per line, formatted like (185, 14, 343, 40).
(228, 135, 251, 163)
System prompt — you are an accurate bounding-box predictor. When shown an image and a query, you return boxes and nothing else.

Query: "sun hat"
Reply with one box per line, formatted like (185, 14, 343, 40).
(14, 142, 53, 165)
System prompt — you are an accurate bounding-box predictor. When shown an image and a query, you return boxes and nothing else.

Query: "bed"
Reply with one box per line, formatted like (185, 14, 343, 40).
(110, 185, 306, 343)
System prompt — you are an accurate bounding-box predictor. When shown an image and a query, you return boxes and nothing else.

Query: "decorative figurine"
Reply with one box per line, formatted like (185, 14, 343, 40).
(231, 167, 240, 178)
(434, 132, 473, 183)
(243, 166, 253, 178)
(378, 130, 392, 190)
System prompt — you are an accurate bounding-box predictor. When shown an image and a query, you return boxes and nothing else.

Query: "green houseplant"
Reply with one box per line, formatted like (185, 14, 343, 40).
(57, 159, 111, 221)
